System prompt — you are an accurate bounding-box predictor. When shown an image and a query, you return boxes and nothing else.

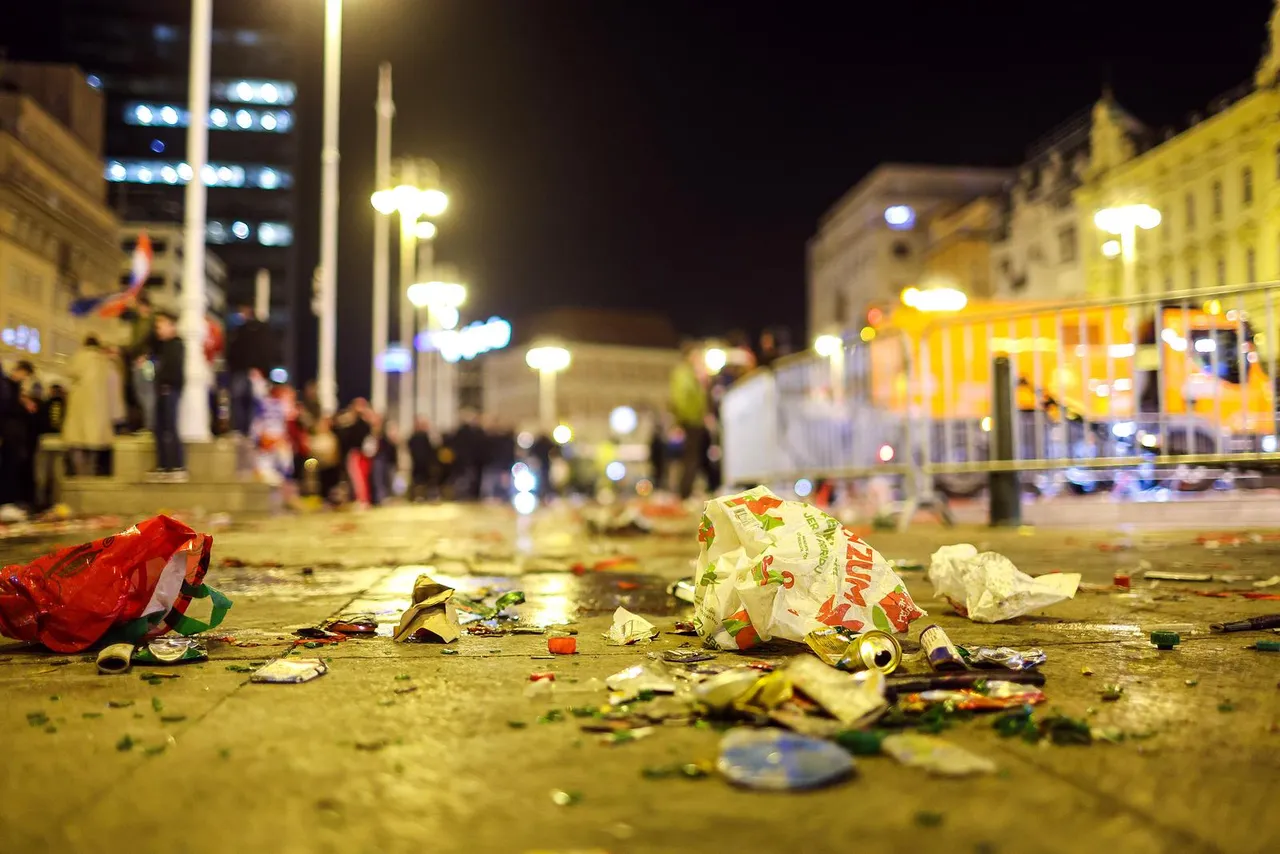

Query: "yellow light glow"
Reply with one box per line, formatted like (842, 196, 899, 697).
(980, 416, 992, 432)
(371, 189, 397, 215)
(902, 286, 967, 312)
(526, 345, 572, 373)
(859, 326, 875, 343)
(552, 424, 573, 444)
(1204, 299, 1222, 315)
(1094, 204, 1161, 234)
(407, 281, 466, 309)
(1101, 239, 1121, 258)
(414, 220, 438, 240)
(420, 188, 449, 217)
(813, 335, 842, 358)
(704, 347, 727, 374)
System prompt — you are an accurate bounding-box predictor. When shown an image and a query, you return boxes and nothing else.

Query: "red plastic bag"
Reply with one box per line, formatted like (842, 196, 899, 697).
(0, 515, 230, 653)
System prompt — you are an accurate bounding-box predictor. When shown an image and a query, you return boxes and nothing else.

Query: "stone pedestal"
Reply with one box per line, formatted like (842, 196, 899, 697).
(44, 434, 275, 517)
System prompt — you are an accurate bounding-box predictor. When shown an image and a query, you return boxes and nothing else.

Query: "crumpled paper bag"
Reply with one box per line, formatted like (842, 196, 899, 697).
(928, 544, 1080, 622)
(394, 574, 460, 642)
(693, 486, 925, 650)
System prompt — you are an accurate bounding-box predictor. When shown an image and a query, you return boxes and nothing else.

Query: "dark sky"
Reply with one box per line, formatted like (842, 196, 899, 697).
(297, 0, 1274, 395)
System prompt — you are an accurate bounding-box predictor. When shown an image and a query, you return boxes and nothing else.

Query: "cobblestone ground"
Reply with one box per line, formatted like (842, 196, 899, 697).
(2, 501, 1279, 854)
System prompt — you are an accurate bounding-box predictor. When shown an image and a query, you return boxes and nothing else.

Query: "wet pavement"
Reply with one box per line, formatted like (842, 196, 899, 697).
(2, 501, 1280, 854)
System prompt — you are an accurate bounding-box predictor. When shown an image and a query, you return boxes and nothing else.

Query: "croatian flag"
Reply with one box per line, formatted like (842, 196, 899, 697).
(70, 232, 153, 318)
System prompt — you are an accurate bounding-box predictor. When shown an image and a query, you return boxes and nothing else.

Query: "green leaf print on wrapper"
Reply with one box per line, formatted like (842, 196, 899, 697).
(872, 605, 892, 633)
(698, 515, 715, 548)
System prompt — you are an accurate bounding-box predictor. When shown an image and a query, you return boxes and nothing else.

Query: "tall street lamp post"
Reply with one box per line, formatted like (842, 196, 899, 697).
(371, 160, 448, 437)
(370, 62, 394, 414)
(317, 0, 343, 414)
(179, 0, 212, 441)
(525, 344, 572, 431)
(407, 272, 465, 428)
(1095, 204, 1161, 297)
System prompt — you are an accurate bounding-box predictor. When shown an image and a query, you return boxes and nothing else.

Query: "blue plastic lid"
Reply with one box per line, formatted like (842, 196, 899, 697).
(717, 729, 855, 790)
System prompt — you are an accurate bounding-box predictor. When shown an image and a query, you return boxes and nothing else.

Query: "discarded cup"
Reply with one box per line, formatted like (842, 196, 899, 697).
(717, 728, 854, 791)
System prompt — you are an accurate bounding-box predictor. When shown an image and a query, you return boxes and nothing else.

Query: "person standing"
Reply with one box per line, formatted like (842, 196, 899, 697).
(150, 312, 187, 481)
(62, 337, 116, 475)
(0, 360, 37, 512)
(125, 295, 156, 432)
(225, 304, 276, 436)
(407, 417, 436, 502)
(670, 343, 710, 500)
(33, 383, 66, 510)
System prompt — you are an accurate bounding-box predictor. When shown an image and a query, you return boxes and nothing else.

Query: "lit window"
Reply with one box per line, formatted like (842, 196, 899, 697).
(207, 222, 228, 244)
(235, 81, 254, 101)
(258, 222, 293, 246)
(86, 74, 102, 89)
(231, 221, 250, 240)
(160, 165, 178, 184)
(105, 160, 288, 189)
(258, 168, 279, 189)
(260, 113, 277, 131)
(202, 165, 217, 186)
(150, 139, 165, 153)
(106, 161, 126, 181)
(217, 166, 234, 183)
(137, 167, 153, 183)
(135, 104, 154, 124)
(260, 82, 278, 103)
(177, 162, 193, 181)
(273, 111, 291, 132)
(159, 106, 179, 125)
(235, 109, 252, 129)
(210, 108, 228, 128)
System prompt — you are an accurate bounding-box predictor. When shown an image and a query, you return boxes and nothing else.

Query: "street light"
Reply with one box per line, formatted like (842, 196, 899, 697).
(704, 347, 727, 375)
(1094, 204, 1160, 297)
(526, 344, 572, 431)
(814, 334, 845, 403)
(371, 159, 449, 437)
(317, 0, 343, 415)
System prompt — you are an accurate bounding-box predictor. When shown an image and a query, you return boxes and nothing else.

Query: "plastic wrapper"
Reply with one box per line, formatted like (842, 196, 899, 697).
(694, 487, 925, 650)
(133, 637, 208, 664)
(897, 680, 1046, 712)
(787, 656, 888, 727)
(605, 662, 675, 697)
(606, 606, 658, 645)
(250, 658, 328, 683)
(927, 544, 1080, 623)
(881, 733, 996, 776)
(0, 515, 227, 653)
(960, 645, 1047, 671)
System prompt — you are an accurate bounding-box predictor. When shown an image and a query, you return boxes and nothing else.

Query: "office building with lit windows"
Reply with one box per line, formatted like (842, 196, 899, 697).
(6, 0, 303, 371)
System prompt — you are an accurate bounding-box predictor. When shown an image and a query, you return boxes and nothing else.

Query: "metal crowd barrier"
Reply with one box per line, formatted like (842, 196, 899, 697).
(721, 283, 1280, 501)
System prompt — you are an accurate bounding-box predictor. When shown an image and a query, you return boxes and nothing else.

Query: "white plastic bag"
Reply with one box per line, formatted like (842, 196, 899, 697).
(693, 487, 925, 650)
(928, 544, 1080, 622)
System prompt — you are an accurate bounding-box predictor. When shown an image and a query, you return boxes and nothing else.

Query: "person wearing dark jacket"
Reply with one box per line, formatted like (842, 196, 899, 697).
(151, 312, 187, 480)
(225, 304, 276, 436)
(407, 417, 436, 501)
(0, 360, 37, 510)
(33, 384, 66, 510)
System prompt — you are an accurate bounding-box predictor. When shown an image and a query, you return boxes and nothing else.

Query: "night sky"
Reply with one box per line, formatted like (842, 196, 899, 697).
(11, 1, 1276, 396)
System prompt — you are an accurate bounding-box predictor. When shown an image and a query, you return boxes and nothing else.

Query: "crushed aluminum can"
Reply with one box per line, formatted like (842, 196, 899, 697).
(717, 729, 854, 791)
(958, 645, 1047, 671)
(132, 637, 208, 665)
(97, 643, 136, 674)
(838, 630, 902, 675)
(920, 624, 966, 672)
(663, 647, 713, 663)
(325, 615, 378, 635)
(249, 658, 328, 684)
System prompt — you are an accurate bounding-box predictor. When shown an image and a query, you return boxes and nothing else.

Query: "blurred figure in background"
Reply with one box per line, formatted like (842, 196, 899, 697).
(670, 342, 710, 499)
(150, 313, 187, 480)
(451, 410, 485, 500)
(226, 303, 276, 437)
(482, 418, 516, 500)
(124, 294, 155, 432)
(103, 345, 128, 435)
(32, 382, 66, 511)
(0, 360, 37, 513)
(370, 416, 398, 506)
(336, 399, 373, 507)
(648, 412, 669, 492)
(408, 417, 436, 502)
(757, 329, 779, 370)
(311, 415, 343, 504)
(63, 336, 116, 476)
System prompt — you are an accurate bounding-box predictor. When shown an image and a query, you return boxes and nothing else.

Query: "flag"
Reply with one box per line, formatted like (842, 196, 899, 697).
(70, 232, 153, 318)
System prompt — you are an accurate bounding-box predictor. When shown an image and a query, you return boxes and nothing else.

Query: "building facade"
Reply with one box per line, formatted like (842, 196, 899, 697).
(0, 64, 124, 379)
(7, 0, 303, 368)
(990, 112, 1096, 301)
(1075, 6, 1280, 300)
(807, 164, 1011, 338)
(481, 309, 682, 443)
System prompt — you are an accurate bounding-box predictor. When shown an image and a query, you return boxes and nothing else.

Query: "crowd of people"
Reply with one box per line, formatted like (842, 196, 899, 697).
(2, 306, 793, 518)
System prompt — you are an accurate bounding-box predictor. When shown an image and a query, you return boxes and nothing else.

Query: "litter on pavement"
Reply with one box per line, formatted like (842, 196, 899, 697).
(717, 728, 855, 791)
(394, 573, 460, 643)
(928, 543, 1080, 622)
(133, 637, 208, 664)
(606, 606, 659, 645)
(694, 486, 925, 650)
(249, 658, 328, 684)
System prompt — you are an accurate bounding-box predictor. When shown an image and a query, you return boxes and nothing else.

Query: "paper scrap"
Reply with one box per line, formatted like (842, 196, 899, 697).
(786, 656, 887, 727)
(250, 658, 328, 684)
(606, 606, 658, 645)
(394, 574, 460, 643)
(881, 733, 996, 776)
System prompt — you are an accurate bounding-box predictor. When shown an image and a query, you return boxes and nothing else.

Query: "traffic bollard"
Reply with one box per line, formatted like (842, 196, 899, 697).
(989, 355, 1021, 527)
